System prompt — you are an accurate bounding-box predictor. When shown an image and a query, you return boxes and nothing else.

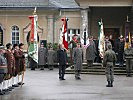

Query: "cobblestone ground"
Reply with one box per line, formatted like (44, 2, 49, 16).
(1, 68, 133, 100)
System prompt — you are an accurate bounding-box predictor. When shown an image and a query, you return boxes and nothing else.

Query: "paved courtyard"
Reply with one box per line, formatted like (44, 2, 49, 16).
(1, 68, 133, 100)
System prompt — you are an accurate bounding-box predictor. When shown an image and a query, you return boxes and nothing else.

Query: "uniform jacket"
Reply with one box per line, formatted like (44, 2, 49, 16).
(38, 47, 47, 65)
(124, 48, 133, 59)
(47, 49, 55, 65)
(72, 47, 83, 70)
(86, 40, 97, 61)
(103, 49, 117, 67)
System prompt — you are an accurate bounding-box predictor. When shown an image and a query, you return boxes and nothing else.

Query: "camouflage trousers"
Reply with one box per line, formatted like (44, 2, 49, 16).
(126, 59, 133, 76)
(105, 62, 114, 82)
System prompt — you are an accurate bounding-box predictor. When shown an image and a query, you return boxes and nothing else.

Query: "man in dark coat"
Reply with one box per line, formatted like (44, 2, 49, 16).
(86, 36, 97, 67)
(103, 44, 117, 87)
(124, 44, 133, 77)
(38, 43, 47, 70)
(72, 43, 83, 80)
(0, 46, 7, 95)
(117, 36, 125, 67)
(57, 44, 67, 80)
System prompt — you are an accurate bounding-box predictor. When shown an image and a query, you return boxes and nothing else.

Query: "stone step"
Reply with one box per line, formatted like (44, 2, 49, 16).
(65, 63, 128, 75)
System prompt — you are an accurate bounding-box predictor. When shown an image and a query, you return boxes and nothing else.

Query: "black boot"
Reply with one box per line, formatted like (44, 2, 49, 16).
(106, 81, 111, 87)
(110, 81, 113, 87)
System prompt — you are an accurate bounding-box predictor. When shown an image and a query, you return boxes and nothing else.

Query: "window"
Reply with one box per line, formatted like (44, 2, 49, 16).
(68, 29, 80, 42)
(12, 25, 19, 45)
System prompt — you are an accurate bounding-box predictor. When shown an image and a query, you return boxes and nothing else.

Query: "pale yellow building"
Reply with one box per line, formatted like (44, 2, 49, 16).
(0, 0, 132, 49)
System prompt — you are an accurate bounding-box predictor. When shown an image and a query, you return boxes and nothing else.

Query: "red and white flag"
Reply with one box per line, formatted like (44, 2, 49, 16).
(59, 17, 68, 50)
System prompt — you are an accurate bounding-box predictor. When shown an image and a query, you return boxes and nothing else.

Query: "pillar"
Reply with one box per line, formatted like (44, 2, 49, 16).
(47, 15, 54, 43)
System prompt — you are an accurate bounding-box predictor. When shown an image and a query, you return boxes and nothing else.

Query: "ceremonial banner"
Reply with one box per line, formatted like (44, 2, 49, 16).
(98, 19, 105, 58)
(28, 12, 38, 63)
(59, 17, 68, 50)
(124, 17, 131, 49)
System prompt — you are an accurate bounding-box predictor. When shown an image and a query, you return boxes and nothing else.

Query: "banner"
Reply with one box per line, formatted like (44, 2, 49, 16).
(98, 19, 105, 58)
(28, 11, 38, 63)
(59, 17, 68, 50)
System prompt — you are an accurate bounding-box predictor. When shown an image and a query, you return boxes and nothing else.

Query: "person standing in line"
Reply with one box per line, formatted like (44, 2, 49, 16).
(86, 36, 97, 67)
(5, 43, 14, 91)
(0, 46, 7, 95)
(47, 47, 55, 70)
(18, 43, 25, 85)
(38, 43, 47, 70)
(57, 44, 67, 80)
(103, 44, 117, 87)
(117, 36, 125, 67)
(72, 43, 83, 80)
(124, 44, 133, 77)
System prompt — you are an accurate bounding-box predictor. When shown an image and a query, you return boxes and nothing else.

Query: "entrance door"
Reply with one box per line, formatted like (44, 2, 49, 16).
(0, 26, 3, 46)
(104, 28, 120, 39)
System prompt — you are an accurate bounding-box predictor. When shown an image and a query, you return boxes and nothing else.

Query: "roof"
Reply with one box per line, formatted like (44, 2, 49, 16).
(0, 0, 79, 8)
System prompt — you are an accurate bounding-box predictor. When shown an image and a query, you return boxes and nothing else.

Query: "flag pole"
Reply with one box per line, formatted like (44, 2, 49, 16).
(21, 7, 37, 87)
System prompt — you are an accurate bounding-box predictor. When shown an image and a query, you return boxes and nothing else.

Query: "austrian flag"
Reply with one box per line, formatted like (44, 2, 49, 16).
(59, 17, 69, 50)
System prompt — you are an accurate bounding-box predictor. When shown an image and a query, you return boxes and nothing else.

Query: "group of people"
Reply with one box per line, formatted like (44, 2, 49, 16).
(0, 43, 25, 95)
(57, 35, 133, 88)
(30, 43, 56, 70)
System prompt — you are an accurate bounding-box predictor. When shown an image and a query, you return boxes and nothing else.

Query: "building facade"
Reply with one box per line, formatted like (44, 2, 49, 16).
(0, 0, 132, 49)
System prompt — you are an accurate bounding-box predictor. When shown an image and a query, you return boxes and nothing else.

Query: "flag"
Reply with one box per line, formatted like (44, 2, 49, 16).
(124, 18, 131, 49)
(80, 28, 90, 48)
(98, 19, 105, 58)
(59, 17, 68, 50)
(28, 12, 38, 63)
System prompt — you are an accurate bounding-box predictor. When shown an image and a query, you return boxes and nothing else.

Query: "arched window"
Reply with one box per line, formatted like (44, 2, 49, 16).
(12, 25, 19, 45)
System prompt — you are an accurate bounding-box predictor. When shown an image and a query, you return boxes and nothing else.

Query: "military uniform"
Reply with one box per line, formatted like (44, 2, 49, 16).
(103, 46, 116, 87)
(38, 47, 47, 70)
(86, 40, 96, 67)
(47, 49, 55, 70)
(72, 47, 83, 79)
(124, 47, 133, 77)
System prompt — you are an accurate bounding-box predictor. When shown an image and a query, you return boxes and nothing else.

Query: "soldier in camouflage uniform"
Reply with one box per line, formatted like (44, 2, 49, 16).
(124, 44, 133, 77)
(103, 44, 117, 87)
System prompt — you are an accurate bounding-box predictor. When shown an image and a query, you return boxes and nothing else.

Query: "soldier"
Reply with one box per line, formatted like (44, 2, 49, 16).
(72, 43, 83, 80)
(103, 44, 117, 87)
(18, 43, 25, 85)
(38, 43, 47, 70)
(86, 36, 97, 67)
(124, 44, 133, 77)
(0, 46, 7, 95)
(47, 47, 55, 70)
(57, 44, 67, 80)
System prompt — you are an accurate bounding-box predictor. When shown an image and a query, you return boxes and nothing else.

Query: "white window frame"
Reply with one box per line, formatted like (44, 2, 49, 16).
(11, 25, 20, 45)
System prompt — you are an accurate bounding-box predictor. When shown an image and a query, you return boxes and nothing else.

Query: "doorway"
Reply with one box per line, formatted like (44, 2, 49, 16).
(104, 28, 120, 39)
